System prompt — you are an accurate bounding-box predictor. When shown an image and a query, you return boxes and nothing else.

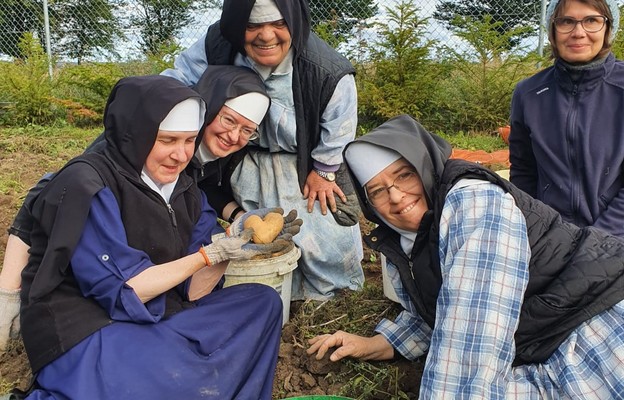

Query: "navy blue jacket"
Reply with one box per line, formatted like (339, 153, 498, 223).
(509, 53, 624, 237)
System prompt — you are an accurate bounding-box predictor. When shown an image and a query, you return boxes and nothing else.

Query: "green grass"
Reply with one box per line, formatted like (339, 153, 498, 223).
(0, 125, 101, 223)
(438, 130, 508, 152)
(0, 125, 100, 157)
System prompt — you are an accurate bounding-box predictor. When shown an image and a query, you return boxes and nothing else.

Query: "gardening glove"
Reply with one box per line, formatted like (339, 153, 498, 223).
(227, 207, 284, 237)
(277, 209, 303, 241)
(201, 228, 292, 265)
(228, 208, 303, 242)
(0, 288, 21, 352)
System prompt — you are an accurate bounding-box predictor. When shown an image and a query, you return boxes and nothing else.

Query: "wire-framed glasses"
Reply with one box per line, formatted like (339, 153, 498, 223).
(365, 170, 420, 207)
(553, 15, 607, 34)
(218, 113, 259, 140)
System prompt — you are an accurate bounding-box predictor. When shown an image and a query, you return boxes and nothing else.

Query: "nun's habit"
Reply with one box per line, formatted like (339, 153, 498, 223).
(20, 75, 282, 400)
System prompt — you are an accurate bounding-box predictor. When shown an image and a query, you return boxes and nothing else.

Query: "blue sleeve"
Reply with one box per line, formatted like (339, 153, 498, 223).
(70, 188, 165, 323)
(311, 75, 358, 166)
(421, 182, 530, 398)
(374, 258, 432, 360)
(592, 188, 624, 236)
(160, 35, 208, 86)
(186, 191, 223, 253)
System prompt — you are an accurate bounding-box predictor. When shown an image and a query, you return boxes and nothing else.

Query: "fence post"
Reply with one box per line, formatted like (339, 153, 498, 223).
(42, 0, 53, 78)
(537, 0, 548, 60)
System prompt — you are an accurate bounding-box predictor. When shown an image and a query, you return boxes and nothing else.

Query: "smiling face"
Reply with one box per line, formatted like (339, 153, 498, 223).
(365, 158, 429, 232)
(244, 19, 292, 67)
(202, 105, 258, 158)
(553, 0, 608, 63)
(144, 130, 197, 185)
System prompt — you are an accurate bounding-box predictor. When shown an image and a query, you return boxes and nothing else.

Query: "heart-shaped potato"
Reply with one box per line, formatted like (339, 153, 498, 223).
(243, 212, 285, 244)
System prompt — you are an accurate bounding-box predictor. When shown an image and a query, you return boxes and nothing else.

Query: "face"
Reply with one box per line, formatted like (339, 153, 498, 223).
(244, 19, 292, 67)
(202, 106, 258, 158)
(144, 130, 197, 185)
(365, 159, 428, 232)
(554, 0, 606, 63)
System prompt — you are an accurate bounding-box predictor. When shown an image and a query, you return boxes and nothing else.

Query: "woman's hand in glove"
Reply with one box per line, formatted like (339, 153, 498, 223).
(201, 228, 292, 265)
(228, 208, 303, 241)
(227, 207, 284, 237)
(278, 209, 303, 241)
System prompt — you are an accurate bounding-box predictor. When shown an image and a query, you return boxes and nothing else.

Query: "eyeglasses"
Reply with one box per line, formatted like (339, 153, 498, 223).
(218, 113, 259, 141)
(365, 170, 420, 207)
(552, 15, 607, 34)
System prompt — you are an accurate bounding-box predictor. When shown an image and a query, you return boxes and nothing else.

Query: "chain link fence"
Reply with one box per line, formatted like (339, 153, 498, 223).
(0, 0, 555, 63)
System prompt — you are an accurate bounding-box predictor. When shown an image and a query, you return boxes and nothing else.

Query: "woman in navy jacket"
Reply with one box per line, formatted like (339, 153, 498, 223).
(509, 0, 624, 236)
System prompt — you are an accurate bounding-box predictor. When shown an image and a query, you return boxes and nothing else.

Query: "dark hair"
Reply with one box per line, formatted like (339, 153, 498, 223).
(549, 0, 613, 60)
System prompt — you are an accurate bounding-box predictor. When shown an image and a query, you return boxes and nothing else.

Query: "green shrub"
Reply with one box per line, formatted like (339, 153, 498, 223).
(355, 2, 442, 132)
(129, 40, 180, 76)
(57, 63, 124, 114)
(54, 62, 128, 126)
(0, 34, 63, 126)
(435, 15, 544, 134)
(611, 5, 624, 59)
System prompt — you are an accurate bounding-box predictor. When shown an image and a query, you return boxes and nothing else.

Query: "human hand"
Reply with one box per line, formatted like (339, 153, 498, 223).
(303, 171, 346, 215)
(202, 228, 292, 265)
(307, 331, 394, 362)
(0, 288, 21, 352)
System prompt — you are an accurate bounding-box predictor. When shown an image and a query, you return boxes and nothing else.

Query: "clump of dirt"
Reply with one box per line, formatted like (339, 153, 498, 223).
(0, 339, 31, 393)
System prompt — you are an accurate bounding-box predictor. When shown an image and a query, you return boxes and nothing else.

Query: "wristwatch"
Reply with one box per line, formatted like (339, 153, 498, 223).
(314, 169, 336, 182)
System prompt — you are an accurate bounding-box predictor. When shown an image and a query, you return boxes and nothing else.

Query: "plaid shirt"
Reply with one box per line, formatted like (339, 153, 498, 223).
(375, 180, 624, 399)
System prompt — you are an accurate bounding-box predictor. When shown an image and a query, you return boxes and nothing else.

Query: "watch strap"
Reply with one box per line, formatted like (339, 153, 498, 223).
(314, 169, 335, 181)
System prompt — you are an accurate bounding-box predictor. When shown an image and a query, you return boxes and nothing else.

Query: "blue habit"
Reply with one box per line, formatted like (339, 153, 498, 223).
(26, 189, 283, 400)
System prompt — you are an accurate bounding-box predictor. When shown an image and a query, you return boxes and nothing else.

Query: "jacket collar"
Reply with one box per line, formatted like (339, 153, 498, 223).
(554, 52, 615, 93)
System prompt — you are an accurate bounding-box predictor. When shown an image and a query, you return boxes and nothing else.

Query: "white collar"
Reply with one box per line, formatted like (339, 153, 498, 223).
(140, 168, 178, 203)
(195, 142, 218, 165)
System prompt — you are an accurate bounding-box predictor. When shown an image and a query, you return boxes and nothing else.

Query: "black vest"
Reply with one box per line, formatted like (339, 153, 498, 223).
(204, 23, 355, 189)
(365, 159, 624, 365)
(21, 153, 202, 372)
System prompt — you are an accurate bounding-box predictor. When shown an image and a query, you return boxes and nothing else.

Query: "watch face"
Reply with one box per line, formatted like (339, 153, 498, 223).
(326, 172, 336, 181)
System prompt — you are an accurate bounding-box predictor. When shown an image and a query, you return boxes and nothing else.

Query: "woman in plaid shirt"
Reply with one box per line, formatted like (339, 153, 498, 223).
(308, 114, 624, 399)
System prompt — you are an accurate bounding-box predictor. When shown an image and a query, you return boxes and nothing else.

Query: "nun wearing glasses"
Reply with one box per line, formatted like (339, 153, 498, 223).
(308, 115, 624, 399)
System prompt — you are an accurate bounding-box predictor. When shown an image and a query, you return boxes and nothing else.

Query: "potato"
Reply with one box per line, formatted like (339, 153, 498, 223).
(243, 212, 285, 244)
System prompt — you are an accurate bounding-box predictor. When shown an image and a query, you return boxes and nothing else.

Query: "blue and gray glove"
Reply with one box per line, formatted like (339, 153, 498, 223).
(227, 207, 303, 242)
(202, 227, 294, 265)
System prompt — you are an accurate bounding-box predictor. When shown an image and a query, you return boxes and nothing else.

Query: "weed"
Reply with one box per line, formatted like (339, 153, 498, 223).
(338, 360, 411, 399)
